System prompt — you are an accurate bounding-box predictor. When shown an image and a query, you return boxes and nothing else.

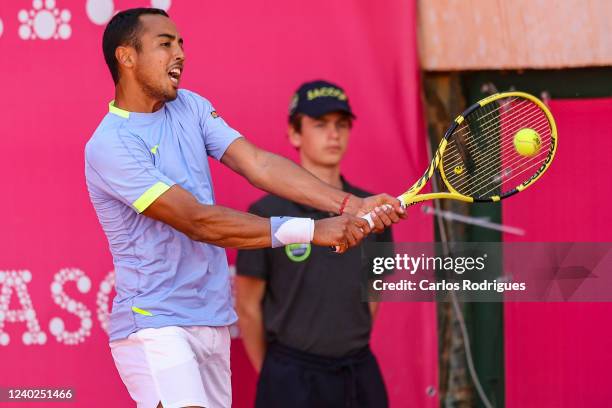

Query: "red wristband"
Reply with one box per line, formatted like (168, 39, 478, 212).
(338, 194, 351, 215)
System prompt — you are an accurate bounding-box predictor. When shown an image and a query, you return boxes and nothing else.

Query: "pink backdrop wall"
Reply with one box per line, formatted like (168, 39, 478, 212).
(0, 1, 437, 406)
(504, 98, 612, 407)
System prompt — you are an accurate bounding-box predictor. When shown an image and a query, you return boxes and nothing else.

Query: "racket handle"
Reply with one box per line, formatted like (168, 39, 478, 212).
(362, 212, 375, 228)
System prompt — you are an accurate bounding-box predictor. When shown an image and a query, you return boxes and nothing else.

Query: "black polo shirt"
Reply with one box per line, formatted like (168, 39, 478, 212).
(236, 177, 392, 357)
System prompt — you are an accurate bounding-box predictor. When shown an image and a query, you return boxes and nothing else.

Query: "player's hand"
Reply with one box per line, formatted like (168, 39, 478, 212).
(358, 194, 406, 232)
(312, 215, 372, 253)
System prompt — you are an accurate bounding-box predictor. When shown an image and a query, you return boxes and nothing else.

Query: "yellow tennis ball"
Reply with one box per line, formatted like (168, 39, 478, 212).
(513, 128, 541, 157)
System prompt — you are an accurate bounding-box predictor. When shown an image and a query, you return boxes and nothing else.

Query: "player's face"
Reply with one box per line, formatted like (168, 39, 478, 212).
(132, 14, 184, 102)
(293, 112, 351, 167)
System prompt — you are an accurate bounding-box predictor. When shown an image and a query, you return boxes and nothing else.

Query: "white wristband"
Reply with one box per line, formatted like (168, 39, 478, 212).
(270, 217, 315, 248)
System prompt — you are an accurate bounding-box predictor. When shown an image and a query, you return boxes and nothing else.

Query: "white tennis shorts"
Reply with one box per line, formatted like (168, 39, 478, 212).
(110, 325, 231, 408)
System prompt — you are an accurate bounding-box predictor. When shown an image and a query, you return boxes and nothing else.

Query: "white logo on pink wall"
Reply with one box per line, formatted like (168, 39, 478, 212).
(0, 18, 4, 38)
(96, 271, 115, 335)
(0, 269, 115, 346)
(86, 0, 173, 25)
(18, 0, 72, 40)
(0, 267, 240, 346)
(0, 271, 47, 346)
(49, 268, 93, 345)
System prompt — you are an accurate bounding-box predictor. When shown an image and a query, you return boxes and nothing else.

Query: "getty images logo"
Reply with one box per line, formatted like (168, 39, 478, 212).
(372, 253, 488, 275)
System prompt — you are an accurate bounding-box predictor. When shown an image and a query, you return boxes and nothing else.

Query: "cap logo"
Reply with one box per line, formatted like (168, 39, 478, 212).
(306, 87, 347, 101)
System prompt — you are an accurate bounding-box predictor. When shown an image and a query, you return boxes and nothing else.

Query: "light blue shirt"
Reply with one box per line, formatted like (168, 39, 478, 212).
(85, 89, 241, 341)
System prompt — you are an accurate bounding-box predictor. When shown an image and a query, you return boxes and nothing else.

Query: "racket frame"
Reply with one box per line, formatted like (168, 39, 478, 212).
(398, 91, 557, 207)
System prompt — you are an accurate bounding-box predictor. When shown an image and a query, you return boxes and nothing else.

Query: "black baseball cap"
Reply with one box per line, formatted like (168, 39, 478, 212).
(288, 80, 356, 120)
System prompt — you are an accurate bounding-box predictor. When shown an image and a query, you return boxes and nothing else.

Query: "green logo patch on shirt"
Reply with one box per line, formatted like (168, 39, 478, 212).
(285, 243, 311, 262)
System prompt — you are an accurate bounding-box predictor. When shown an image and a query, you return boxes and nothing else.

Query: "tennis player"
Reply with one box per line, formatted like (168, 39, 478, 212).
(236, 80, 390, 408)
(84, 8, 404, 408)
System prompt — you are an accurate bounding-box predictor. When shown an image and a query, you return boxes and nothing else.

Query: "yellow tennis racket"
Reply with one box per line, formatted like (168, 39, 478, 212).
(363, 91, 557, 226)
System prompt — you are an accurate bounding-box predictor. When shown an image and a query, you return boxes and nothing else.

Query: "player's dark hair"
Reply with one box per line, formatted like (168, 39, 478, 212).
(102, 8, 169, 84)
(288, 112, 353, 133)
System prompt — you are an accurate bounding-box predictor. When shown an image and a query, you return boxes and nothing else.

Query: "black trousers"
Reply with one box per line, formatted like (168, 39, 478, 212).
(255, 342, 388, 408)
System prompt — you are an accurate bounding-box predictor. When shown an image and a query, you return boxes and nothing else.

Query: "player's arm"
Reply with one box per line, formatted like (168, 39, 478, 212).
(235, 275, 267, 372)
(221, 138, 405, 225)
(143, 184, 269, 249)
(86, 128, 370, 251)
(142, 184, 371, 251)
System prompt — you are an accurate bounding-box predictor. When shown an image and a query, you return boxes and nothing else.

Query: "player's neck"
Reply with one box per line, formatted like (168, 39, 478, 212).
(114, 81, 164, 113)
(301, 161, 342, 189)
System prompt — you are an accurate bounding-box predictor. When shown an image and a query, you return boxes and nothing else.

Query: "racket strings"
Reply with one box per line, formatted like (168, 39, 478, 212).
(443, 115, 551, 188)
(477, 150, 551, 197)
(442, 100, 542, 167)
(452, 118, 551, 185)
(442, 99, 543, 166)
(453, 104, 552, 178)
(444, 96, 520, 152)
(441, 98, 552, 198)
(444, 99, 547, 168)
(446, 114, 551, 197)
(448, 115, 551, 197)
(442, 115, 549, 184)
(462, 141, 551, 198)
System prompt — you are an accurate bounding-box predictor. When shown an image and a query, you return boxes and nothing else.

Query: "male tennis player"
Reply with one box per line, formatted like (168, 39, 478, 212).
(84, 8, 403, 408)
(236, 80, 390, 408)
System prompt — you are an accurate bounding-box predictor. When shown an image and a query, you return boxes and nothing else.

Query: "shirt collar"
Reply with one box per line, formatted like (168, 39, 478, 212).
(108, 100, 166, 123)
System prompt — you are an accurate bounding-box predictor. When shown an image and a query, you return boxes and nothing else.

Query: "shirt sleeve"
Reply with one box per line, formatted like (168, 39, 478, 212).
(182, 90, 242, 161)
(85, 129, 175, 213)
(236, 201, 270, 280)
